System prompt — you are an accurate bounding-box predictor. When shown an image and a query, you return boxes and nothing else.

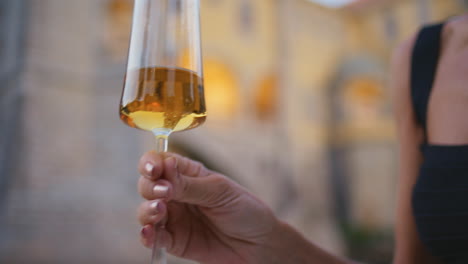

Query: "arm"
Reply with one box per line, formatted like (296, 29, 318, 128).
(391, 35, 441, 264)
(260, 221, 353, 264)
(136, 152, 354, 264)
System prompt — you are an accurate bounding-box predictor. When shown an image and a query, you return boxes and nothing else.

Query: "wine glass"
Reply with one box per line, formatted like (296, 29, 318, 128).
(119, 0, 205, 263)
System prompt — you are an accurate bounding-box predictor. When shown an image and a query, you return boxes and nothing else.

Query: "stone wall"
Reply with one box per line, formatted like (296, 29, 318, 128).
(1, 0, 467, 263)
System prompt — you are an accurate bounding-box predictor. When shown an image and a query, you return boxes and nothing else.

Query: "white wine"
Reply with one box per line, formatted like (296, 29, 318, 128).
(120, 67, 206, 132)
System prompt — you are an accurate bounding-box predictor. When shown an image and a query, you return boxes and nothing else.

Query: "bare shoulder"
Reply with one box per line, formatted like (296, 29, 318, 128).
(442, 13, 468, 42)
(436, 13, 468, 78)
(446, 13, 468, 30)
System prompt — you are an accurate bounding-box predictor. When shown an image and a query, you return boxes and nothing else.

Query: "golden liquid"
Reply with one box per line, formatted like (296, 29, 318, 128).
(120, 67, 206, 132)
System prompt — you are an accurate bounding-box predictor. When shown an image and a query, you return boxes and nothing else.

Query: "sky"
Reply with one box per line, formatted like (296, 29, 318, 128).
(308, 0, 356, 8)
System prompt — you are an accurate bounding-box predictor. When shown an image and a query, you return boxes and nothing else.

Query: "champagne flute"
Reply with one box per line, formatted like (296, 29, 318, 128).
(119, 0, 206, 263)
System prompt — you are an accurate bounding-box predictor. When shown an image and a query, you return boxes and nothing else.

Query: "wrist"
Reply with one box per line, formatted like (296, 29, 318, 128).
(258, 220, 350, 264)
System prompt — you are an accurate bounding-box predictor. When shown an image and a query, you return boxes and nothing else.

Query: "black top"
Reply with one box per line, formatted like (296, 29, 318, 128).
(411, 23, 444, 134)
(411, 23, 468, 264)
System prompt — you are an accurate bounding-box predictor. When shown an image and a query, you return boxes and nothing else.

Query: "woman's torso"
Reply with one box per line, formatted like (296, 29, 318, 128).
(412, 16, 468, 264)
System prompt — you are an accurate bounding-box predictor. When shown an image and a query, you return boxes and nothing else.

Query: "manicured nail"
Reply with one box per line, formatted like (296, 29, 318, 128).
(153, 185, 169, 197)
(141, 226, 150, 237)
(150, 201, 160, 214)
(144, 163, 154, 177)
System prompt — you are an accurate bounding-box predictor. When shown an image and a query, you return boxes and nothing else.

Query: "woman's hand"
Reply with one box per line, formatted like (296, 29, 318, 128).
(136, 151, 280, 264)
(136, 152, 350, 264)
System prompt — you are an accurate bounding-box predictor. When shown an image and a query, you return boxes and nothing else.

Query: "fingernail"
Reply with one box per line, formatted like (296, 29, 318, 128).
(165, 157, 178, 169)
(144, 163, 154, 177)
(153, 185, 169, 197)
(141, 226, 150, 237)
(150, 201, 160, 214)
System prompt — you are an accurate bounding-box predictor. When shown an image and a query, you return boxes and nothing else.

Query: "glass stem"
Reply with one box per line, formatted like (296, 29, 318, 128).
(155, 134, 169, 152)
(153, 128, 171, 152)
(151, 129, 171, 264)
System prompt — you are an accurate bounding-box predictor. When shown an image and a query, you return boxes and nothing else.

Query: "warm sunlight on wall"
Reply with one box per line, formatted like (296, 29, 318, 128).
(203, 58, 239, 121)
(254, 73, 278, 121)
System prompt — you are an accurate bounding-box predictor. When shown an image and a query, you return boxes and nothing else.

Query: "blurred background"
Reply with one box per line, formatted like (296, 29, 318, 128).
(1, 0, 467, 263)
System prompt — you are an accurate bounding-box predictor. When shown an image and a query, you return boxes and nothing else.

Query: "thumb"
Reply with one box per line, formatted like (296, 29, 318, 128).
(163, 156, 239, 208)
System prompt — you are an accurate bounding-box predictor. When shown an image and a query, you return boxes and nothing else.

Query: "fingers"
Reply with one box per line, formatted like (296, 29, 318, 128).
(138, 151, 165, 180)
(138, 152, 239, 208)
(174, 155, 210, 178)
(140, 225, 154, 248)
(140, 224, 172, 249)
(138, 200, 172, 248)
(138, 177, 172, 201)
(163, 157, 237, 208)
(137, 200, 167, 226)
(138, 152, 210, 180)
(138, 200, 171, 249)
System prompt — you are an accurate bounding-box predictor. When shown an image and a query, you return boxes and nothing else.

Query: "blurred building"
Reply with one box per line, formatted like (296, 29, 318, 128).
(0, 0, 25, 209)
(0, 0, 467, 263)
